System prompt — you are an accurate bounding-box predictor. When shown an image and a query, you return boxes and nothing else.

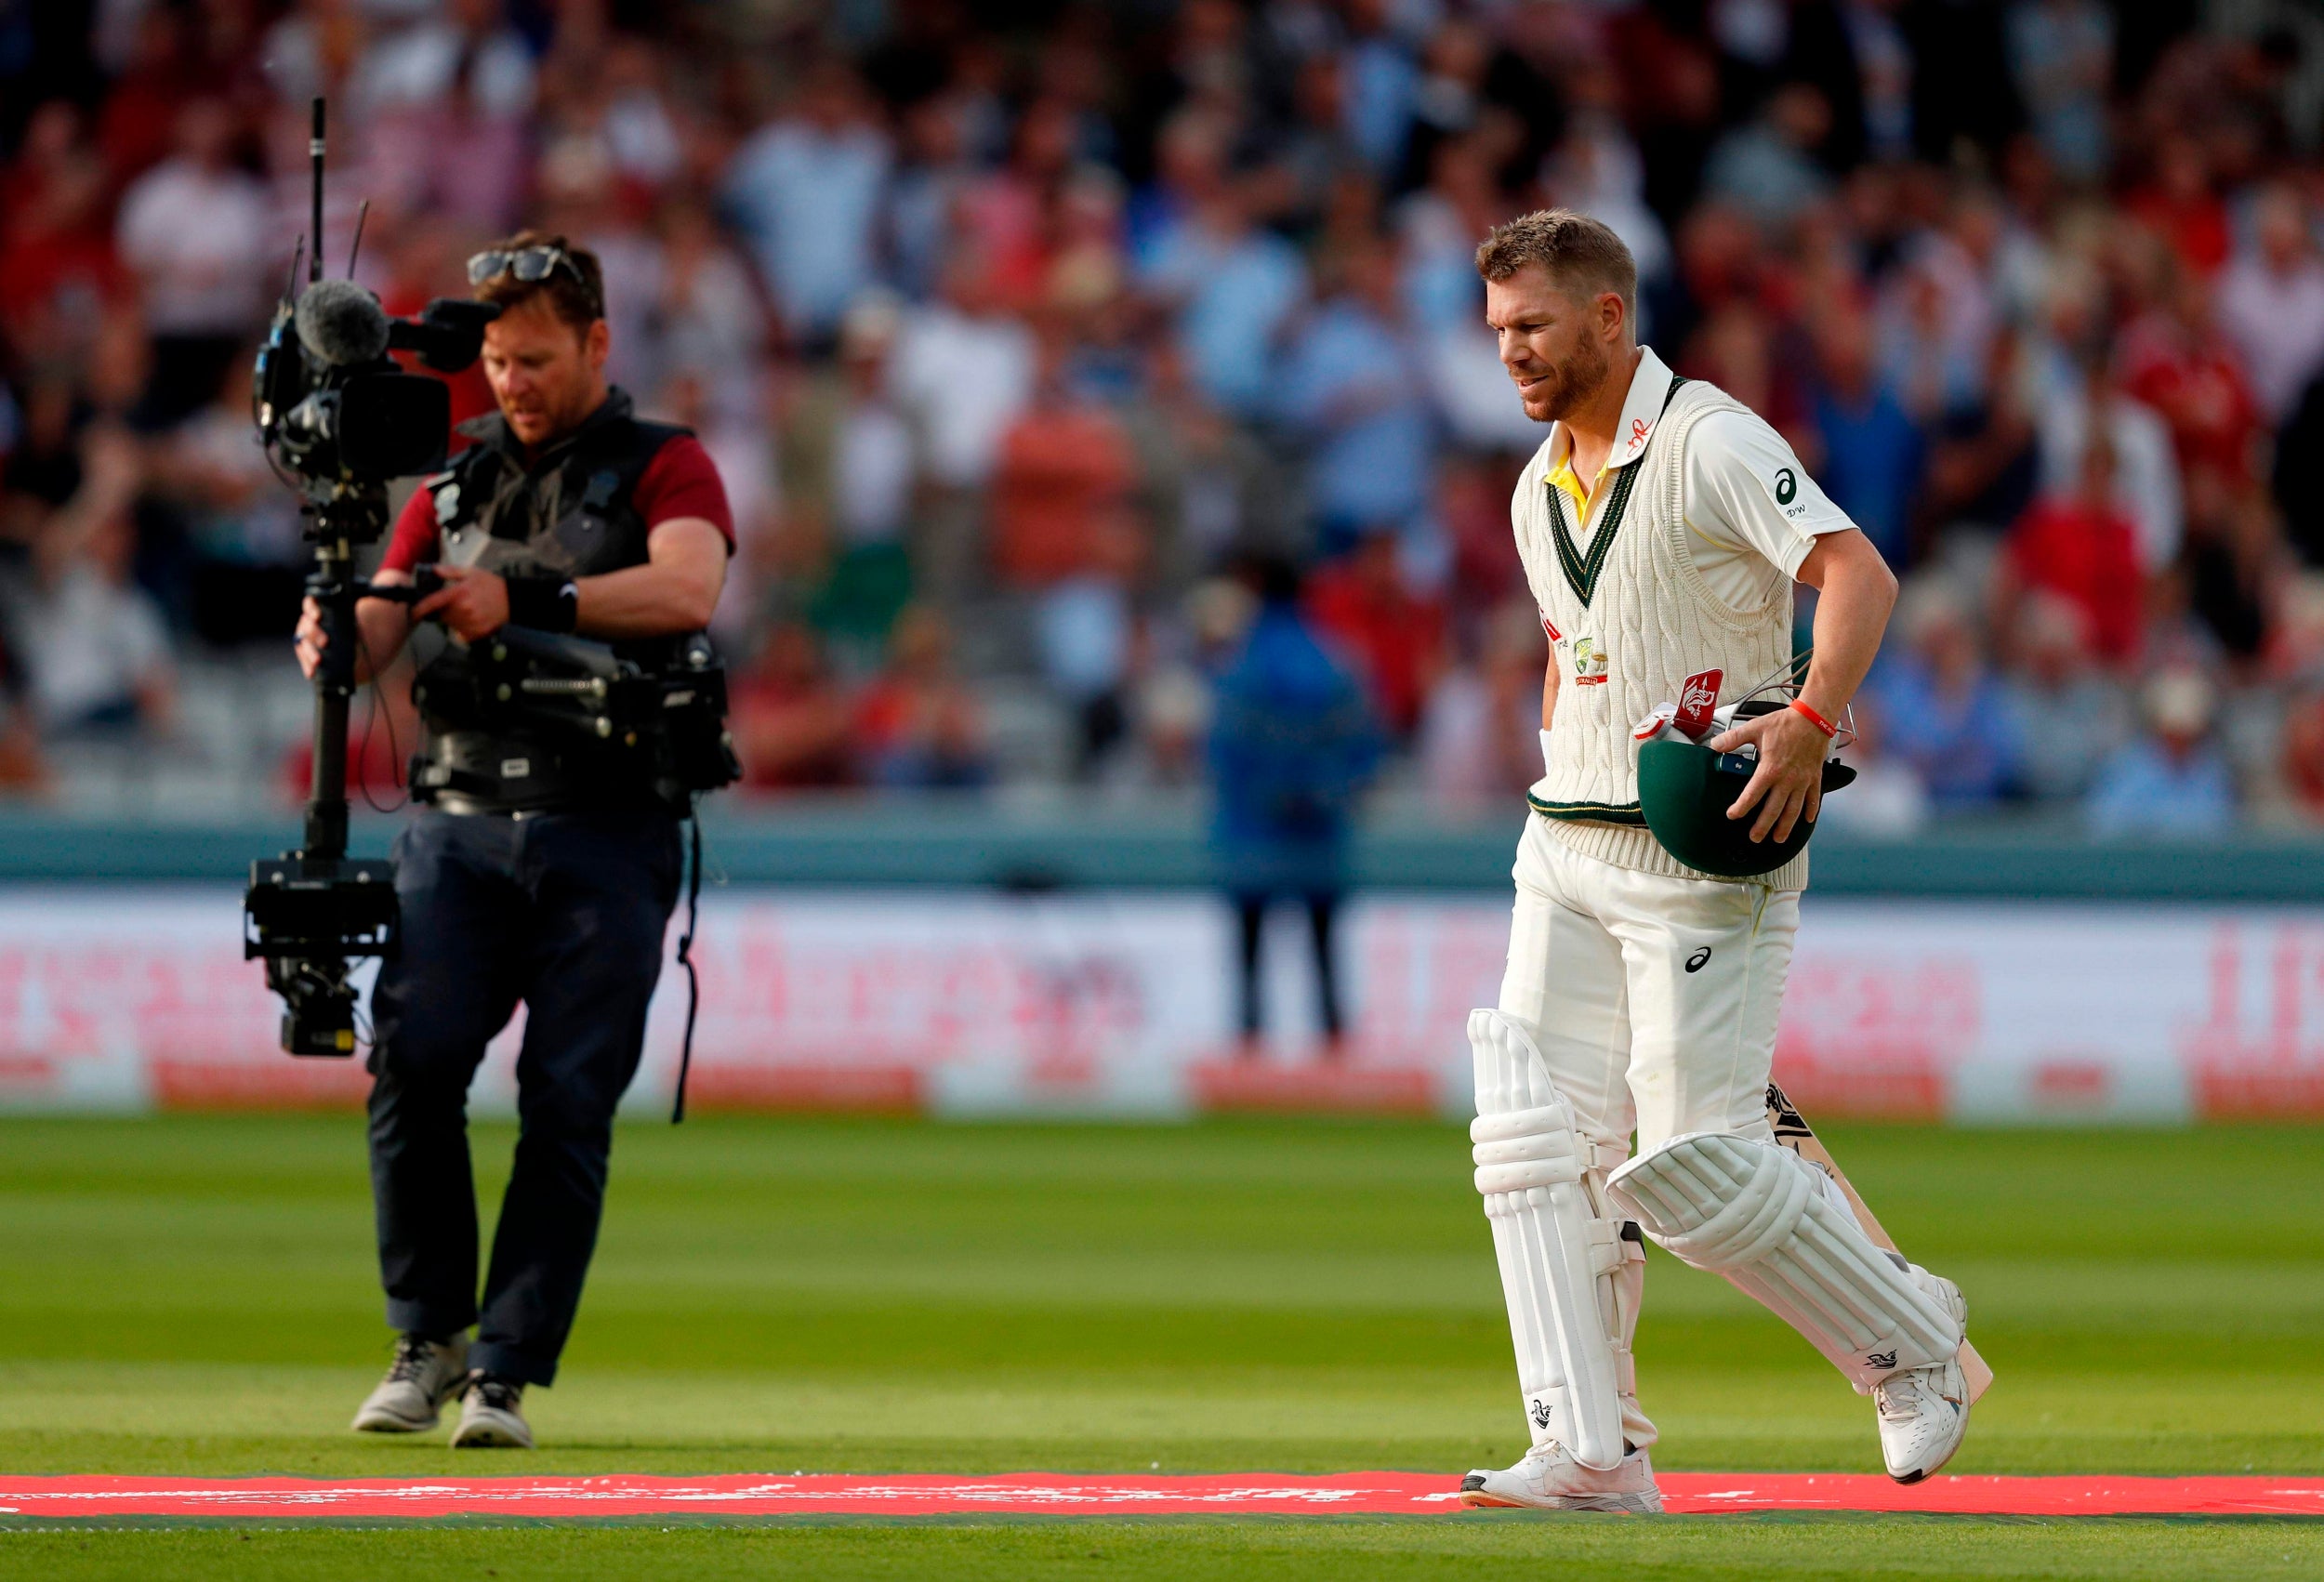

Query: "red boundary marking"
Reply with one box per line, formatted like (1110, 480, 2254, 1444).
(1, 1473, 2320, 1519)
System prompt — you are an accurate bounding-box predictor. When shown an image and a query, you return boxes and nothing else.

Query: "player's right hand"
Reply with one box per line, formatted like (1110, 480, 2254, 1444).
(294, 596, 325, 679)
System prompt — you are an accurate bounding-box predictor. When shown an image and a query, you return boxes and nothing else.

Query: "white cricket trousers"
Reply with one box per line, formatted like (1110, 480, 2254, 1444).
(1497, 816, 1802, 1167)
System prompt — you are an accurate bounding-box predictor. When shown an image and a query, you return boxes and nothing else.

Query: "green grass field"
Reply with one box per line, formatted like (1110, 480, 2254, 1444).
(1, 1114, 2318, 1579)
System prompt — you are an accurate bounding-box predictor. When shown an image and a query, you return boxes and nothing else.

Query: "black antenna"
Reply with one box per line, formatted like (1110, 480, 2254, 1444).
(347, 199, 370, 279)
(308, 98, 325, 288)
(285, 235, 306, 300)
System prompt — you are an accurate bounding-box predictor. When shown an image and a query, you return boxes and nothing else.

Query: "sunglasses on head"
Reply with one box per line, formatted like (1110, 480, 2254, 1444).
(467, 244, 591, 296)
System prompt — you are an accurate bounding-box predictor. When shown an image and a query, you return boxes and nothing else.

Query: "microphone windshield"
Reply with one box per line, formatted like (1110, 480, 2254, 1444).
(294, 279, 391, 366)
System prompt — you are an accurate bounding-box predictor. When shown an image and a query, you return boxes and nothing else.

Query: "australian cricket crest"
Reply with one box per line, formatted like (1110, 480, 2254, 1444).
(1571, 635, 1609, 686)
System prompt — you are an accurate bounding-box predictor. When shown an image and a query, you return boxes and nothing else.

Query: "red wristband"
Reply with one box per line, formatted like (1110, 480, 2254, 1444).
(1790, 698, 1839, 738)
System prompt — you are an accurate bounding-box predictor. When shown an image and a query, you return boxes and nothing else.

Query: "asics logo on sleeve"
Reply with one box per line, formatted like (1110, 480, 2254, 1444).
(1685, 947, 1712, 973)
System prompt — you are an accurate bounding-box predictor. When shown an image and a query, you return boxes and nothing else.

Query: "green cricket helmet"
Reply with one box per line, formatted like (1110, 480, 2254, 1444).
(1635, 663, 1858, 878)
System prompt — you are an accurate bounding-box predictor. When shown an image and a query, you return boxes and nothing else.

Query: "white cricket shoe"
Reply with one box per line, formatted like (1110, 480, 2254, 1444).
(451, 1373, 534, 1449)
(1459, 1443, 1663, 1513)
(1874, 1276, 1971, 1483)
(351, 1332, 469, 1433)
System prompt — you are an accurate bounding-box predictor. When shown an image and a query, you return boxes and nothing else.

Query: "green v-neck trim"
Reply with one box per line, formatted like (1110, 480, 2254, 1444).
(1548, 375, 1689, 608)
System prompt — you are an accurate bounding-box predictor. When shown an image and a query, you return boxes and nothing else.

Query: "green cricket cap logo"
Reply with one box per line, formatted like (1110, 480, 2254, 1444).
(1775, 468, 1798, 506)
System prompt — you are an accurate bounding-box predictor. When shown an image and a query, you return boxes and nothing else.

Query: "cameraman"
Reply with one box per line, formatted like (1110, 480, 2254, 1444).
(294, 232, 732, 1449)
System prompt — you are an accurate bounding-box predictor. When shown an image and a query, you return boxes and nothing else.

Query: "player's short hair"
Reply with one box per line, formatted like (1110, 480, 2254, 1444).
(471, 230, 606, 336)
(1475, 209, 1637, 320)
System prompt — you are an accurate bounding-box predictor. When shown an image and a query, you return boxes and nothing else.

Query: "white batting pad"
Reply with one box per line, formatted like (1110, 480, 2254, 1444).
(1468, 1009, 1636, 1469)
(1606, 1130, 1962, 1391)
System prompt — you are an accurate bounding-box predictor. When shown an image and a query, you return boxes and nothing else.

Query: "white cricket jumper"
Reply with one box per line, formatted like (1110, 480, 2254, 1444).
(1512, 373, 1810, 891)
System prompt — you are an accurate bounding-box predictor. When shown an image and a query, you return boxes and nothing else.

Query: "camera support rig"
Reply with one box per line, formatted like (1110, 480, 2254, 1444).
(244, 482, 400, 1056)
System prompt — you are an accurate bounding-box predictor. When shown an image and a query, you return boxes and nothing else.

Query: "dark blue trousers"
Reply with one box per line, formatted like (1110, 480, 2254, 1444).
(367, 808, 680, 1385)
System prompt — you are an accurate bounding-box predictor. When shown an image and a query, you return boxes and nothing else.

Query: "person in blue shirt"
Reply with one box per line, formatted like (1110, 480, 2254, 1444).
(1809, 310, 1924, 570)
(2086, 667, 2237, 837)
(1273, 244, 1437, 558)
(1868, 579, 2027, 811)
(1208, 555, 1380, 1058)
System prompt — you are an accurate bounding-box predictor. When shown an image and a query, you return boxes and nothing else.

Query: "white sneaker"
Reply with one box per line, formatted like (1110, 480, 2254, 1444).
(450, 1373, 534, 1449)
(351, 1333, 469, 1433)
(1459, 1443, 1663, 1513)
(1874, 1276, 1971, 1483)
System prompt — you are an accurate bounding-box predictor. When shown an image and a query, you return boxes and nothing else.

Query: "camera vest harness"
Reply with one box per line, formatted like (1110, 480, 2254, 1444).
(409, 389, 698, 814)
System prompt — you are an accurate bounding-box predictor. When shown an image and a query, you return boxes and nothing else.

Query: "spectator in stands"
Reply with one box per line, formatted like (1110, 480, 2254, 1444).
(1106, 664, 1210, 794)
(1035, 518, 1148, 778)
(1807, 305, 1923, 570)
(1700, 82, 1833, 234)
(642, 197, 769, 415)
(114, 98, 270, 426)
(0, 108, 126, 378)
(888, 255, 1036, 600)
(885, 93, 975, 303)
(2087, 666, 2236, 837)
(1869, 576, 2027, 811)
(2127, 133, 2229, 281)
(2001, 589, 2134, 802)
(1208, 554, 1379, 1060)
(991, 339, 1139, 588)
(1999, 432, 2146, 666)
(145, 356, 305, 647)
(731, 623, 854, 792)
(1137, 162, 1308, 420)
(2216, 183, 2324, 426)
(2005, 0, 2114, 183)
(2033, 341, 2183, 573)
(723, 59, 892, 349)
(1306, 527, 1446, 744)
(359, 0, 535, 232)
(782, 293, 915, 650)
(95, 6, 197, 185)
(1273, 244, 1436, 560)
(1684, 298, 1812, 450)
(2117, 266, 2264, 494)
(1877, 243, 1989, 426)
(1416, 597, 1542, 814)
(852, 605, 989, 789)
(5, 428, 174, 738)
(1340, 0, 1420, 177)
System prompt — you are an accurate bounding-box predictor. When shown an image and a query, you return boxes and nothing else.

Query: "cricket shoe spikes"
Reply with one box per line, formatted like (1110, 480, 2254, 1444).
(351, 1332, 469, 1433)
(1874, 1274, 1971, 1483)
(1459, 1442, 1663, 1513)
(451, 1372, 535, 1449)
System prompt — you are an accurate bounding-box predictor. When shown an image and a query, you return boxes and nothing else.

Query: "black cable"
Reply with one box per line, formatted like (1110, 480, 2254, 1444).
(669, 807, 705, 1124)
(350, 620, 408, 814)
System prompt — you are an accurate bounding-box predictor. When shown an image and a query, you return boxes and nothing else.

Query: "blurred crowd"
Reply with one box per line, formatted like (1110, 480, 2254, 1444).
(5, 0, 2324, 834)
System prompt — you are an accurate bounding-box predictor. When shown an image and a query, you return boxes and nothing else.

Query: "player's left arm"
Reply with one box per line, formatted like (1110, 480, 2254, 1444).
(1717, 530, 1895, 839)
(1689, 415, 1899, 842)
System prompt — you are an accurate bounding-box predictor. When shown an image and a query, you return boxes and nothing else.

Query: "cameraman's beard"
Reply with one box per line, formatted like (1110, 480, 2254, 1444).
(1528, 335, 1614, 425)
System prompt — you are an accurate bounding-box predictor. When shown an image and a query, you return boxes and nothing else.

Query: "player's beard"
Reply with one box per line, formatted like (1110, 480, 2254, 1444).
(1525, 334, 1615, 425)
